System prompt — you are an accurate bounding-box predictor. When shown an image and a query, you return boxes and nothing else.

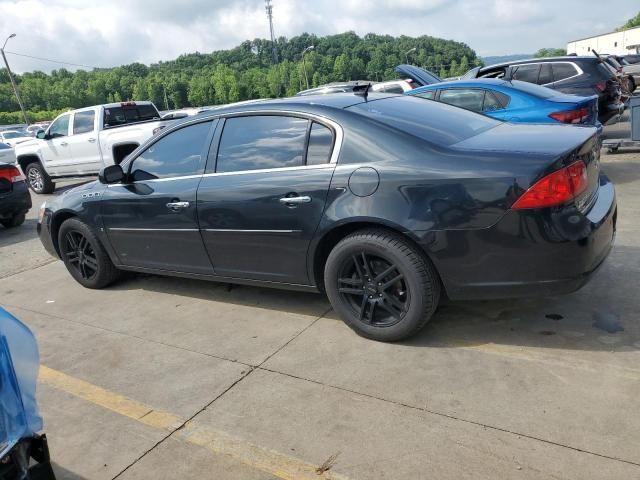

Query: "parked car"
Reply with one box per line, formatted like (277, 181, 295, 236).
(0, 130, 32, 147)
(407, 78, 601, 127)
(393, 64, 442, 86)
(25, 123, 50, 137)
(0, 141, 16, 164)
(461, 56, 624, 124)
(15, 101, 174, 194)
(0, 307, 55, 479)
(37, 93, 615, 342)
(296, 81, 371, 96)
(0, 159, 31, 228)
(614, 55, 640, 92)
(598, 54, 635, 98)
(371, 79, 417, 94)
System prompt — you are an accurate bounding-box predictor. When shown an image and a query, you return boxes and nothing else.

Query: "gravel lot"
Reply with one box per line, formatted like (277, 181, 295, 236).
(1, 130, 639, 479)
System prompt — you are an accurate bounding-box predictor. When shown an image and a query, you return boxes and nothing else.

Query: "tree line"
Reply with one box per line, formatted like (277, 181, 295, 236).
(0, 32, 481, 124)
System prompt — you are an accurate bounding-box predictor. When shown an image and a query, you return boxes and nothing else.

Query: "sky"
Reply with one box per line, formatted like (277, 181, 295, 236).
(0, 0, 636, 73)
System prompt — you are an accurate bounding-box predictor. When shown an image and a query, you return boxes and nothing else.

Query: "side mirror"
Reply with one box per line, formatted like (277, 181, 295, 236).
(36, 130, 46, 139)
(99, 164, 125, 184)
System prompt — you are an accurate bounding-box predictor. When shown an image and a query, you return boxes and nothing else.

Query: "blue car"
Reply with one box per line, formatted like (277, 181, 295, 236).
(406, 78, 601, 126)
(0, 307, 55, 479)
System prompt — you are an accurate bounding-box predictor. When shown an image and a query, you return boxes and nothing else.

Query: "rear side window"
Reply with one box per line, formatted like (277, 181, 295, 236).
(216, 116, 308, 173)
(350, 96, 499, 147)
(551, 63, 578, 82)
(73, 111, 95, 135)
(414, 90, 436, 100)
(483, 91, 507, 111)
(511, 64, 540, 83)
(439, 89, 485, 112)
(538, 63, 553, 85)
(306, 122, 334, 165)
(104, 104, 160, 128)
(130, 121, 211, 181)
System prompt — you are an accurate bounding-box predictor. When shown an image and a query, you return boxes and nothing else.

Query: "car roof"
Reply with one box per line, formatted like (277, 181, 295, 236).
(480, 56, 595, 70)
(412, 78, 508, 91)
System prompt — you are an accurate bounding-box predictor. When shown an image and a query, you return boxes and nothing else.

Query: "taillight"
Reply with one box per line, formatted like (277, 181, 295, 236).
(548, 107, 590, 124)
(595, 81, 607, 92)
(513, 161, 588, 209)
(0, 166, 25, 183)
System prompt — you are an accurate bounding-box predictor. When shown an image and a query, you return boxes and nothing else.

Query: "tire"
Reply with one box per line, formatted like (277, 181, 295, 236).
(25, 161, 55, 194)
(1, 213, 25, 228)
(324, 229, 441, 342)
(58, 218, 121, 289)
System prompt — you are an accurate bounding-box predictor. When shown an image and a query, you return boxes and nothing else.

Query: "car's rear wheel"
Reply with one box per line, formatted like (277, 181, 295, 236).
(25, 162, 55, 194)
(1, 213, 25, 228)
(58, 218, 121, 289)
(324, 229, 440, 342)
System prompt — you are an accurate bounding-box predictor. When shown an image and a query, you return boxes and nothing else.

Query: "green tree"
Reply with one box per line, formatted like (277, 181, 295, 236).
(534, 48, 567, 58)
(618, 11, 640, 31)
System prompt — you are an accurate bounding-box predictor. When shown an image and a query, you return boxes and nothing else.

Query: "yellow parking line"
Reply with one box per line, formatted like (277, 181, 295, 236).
(39, 366, 349, 480)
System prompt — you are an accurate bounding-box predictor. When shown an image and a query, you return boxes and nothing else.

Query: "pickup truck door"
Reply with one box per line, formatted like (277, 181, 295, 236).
(39, 113, 72, 176)
(66, 109, 102, 174)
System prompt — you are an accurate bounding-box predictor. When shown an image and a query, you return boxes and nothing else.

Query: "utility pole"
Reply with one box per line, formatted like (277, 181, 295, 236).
(1, 34, 29, 125)
(302, 46, 314, 89)
(265, 0, 278, 64)
(163, 85, 169, 110)
(405, 47, 417, 65)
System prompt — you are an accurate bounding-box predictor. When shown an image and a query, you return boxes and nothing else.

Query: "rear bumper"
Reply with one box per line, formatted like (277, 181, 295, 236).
(424, 176, 617, 300)
(599, 100, 624, 125)
(0, 181, 31, 220)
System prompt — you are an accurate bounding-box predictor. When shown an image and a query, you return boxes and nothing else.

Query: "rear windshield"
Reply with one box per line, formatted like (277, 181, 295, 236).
(103, 104, 160, 128)
(348, 96, 499, 146)
(508, 80, 558, 99)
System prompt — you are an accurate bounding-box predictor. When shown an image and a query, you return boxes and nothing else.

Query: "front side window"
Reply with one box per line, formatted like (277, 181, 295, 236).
(73, 111, 95, 135)
(49, 115, 70, 138)
(216, 116, 308, 173)
(306, 122, 334, 165)
(439, 89, 485, 113)
(551, 63, 578, 82)
(130, 121, 211, 181)
(511, 64, 541, 83)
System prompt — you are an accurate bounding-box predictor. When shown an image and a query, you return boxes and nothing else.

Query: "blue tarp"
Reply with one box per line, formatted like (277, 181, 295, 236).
(0, 307, 42, 459)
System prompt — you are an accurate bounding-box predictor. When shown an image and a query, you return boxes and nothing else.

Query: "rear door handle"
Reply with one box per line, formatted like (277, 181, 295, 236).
(166, 201, 190, 211)
(88, 138, 96, 143)
(279, 196, 311, 205)
(60, 142, 68, 146)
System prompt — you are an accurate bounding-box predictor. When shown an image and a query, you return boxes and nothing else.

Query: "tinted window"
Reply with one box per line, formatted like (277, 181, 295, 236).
(439, 89, 485, 112)
(306, 122, 334, 165)
(538, 63, 553, 84)
(73, 110, 95, 135)
(552, 63, 578, 82)
(350, 96, 499, 147)
(49, 114, 70, 138)
(483, 91, 505, 112)
(384, 85, 405, 94)
(511, 64, 540, 83)
(414, 90, 436, 100)
(104, 104, 159, 128)
(131, 121, 211, 181)
(2, 132, 21, 139)
(0, 142, 10, 150)
(510, 80, 558, 99)
(216, 116, 308, 173)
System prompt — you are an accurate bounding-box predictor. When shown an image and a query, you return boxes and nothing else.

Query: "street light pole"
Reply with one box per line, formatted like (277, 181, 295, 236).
(302, 45, 314, 90)
(1, 34, 29, 125)
(405, 47, 417, 64)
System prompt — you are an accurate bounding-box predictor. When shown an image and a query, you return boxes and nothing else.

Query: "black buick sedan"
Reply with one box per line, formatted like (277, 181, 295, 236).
(38, 93, 616, 341)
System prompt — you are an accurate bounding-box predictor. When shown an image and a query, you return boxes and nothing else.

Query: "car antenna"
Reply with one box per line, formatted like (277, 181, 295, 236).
(354, 83, 371, 100)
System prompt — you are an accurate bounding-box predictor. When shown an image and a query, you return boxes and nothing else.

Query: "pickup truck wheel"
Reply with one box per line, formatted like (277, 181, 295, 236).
(58, 218, 121, 289)
(25, 162, 55, 194)
(1, 213, 26, 228)
(324, 229, 441, 342)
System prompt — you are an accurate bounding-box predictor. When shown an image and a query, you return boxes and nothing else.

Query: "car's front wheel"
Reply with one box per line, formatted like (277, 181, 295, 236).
(58, 218, 121, 289)
(25, 162, 55, 194)
(324, 229, 440, 342)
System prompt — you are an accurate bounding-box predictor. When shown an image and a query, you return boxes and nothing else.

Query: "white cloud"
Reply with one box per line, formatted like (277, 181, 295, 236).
(0, 0, 636, 73)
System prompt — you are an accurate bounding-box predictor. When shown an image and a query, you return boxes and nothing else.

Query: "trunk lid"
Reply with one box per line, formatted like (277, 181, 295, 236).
(394, 64, 442, 87)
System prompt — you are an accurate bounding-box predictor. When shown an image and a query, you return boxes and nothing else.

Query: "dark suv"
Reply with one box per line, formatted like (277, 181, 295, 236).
(461, 56, 624, 124)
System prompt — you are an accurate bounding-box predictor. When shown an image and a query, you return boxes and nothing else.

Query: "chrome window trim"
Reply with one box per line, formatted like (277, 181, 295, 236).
(509, 61, 583, 86)
(117, 110, 343, 185)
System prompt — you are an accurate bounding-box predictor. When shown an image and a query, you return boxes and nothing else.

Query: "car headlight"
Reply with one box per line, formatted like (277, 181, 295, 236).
(38, 202, 46, 223)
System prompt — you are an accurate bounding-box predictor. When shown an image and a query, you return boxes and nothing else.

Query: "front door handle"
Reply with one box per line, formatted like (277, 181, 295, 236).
(88, 138, 96, 143)
(166, 201, 190, 211)
(60, 141, 68, 147)
(279, 195, 311, 205)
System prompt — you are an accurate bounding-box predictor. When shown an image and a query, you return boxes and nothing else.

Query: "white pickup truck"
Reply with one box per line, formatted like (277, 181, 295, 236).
(15, 101, 172, 193)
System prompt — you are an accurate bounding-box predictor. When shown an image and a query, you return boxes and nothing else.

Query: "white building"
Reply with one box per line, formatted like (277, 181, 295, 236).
(567, 26, 640, 56)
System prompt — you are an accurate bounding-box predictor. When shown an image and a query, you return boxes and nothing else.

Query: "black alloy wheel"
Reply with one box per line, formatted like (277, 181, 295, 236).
(337, 251, 409, 327)
(325, 229, 440, 342)
(58, 218, 121, 289)
(62, 230, 99, 281)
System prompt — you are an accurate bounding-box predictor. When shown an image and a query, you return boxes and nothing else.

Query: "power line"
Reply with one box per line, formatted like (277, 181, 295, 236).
(4, 51, 102, 70)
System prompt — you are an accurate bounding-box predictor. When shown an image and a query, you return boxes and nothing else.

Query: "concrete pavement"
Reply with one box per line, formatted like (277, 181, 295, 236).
(1, 149, 639, 479)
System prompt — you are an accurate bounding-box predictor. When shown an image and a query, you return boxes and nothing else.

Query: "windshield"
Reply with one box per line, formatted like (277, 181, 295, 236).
(349, 95, 500, 147)
(508, 80, 558, 99)
(103, 104, 160, 128)
(2, 132, 21, 139)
